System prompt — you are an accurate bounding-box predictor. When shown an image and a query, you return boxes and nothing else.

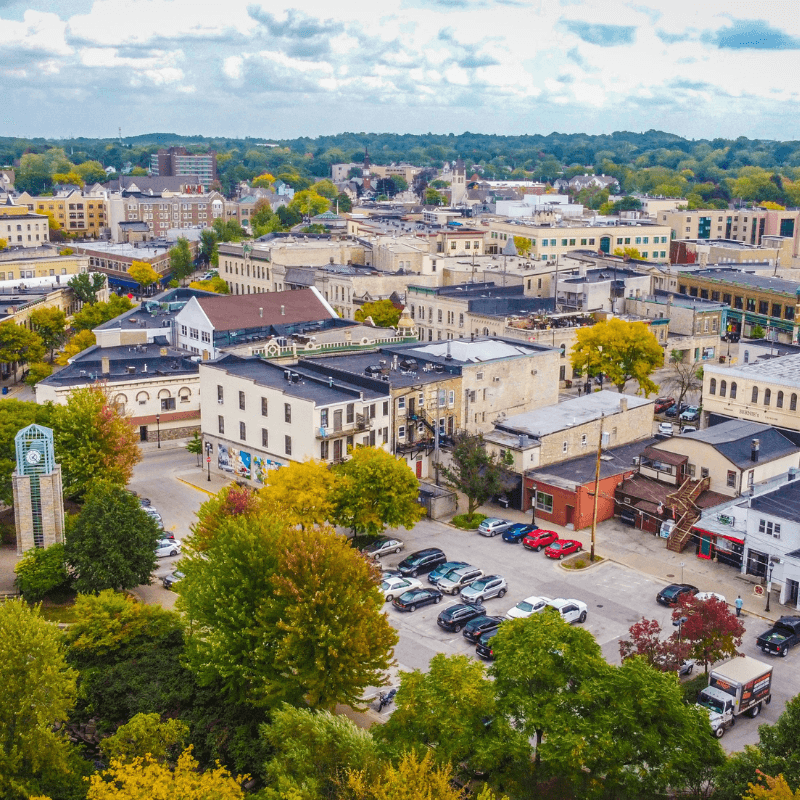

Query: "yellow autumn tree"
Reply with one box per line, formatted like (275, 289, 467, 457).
(258, 458, 338, 529)
(86, 748, 244, 800)
(745, 774, 800, 800)
(128, 260, 160, 291)
(57, 330, 96, 365)
(613, 246, 643, 260)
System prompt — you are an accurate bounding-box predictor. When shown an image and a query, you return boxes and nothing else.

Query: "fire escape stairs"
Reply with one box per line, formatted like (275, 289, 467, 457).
(665, 476, 710, 553)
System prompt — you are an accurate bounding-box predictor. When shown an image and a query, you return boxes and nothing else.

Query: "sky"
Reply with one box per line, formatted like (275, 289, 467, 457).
(1, 0, 800, 142)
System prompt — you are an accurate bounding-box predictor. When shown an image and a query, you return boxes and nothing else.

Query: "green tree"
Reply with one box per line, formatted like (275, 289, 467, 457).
(66, 479, 161, 593)
(335, 192, 353, 213)
(128, 260, 160, 292)
(188, 483, 262, 553)
(198, 228, 218, 264)
(188, 275, 229, 293)
(68, 272, 106, 305)
(260, 704, 383, 799)
(249, 198, 274, 229)
(29, 306, 67, 361)
(379, 654, 529, 777)
(311, 179, 337, 198)
(70, 295, 135, 332)
(178, 513, 397, 710)
(100, 713, 188, 765)
(169, 237, 193, 284)
(353, 299, 401, 327)
(0, 237, 7, 251)
(331, 446, 424, 538)
(74, 160, 108, 185)
(186, 430, 202, 466)
(277, 205, 302, 228)
(751, 324, 766, 338)
(288, 190, 330, 218)
(52, 384, 141, 499)
(56, 329, 96, 365)
(24, 361, 53, 386)
(571, 317, 664, 395)
(436, 431, 508, 519)
(0, 322, 45, 381)
(424, 188, 446, 206)
(0, 599, 77, 800)
(211, 218, 246, 242)
(13, 543, 70, 602)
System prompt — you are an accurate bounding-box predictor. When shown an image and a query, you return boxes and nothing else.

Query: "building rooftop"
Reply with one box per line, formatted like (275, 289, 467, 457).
(94, 287, 216, 332)
(704, 352, 800, 387)
(73, 241, 173, 258)
(682, 268, 800, 295)
(496, 390, 653, 440)
(204, 354, 389, 405)
(750, 477, 800, 521)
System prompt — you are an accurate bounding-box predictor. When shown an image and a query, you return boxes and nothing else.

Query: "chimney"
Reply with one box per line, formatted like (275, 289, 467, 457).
(751, 438, 760, 462)
(281, 305, 285, 316)
(619, 398, 628, 413)
(101, 356, 110, 375)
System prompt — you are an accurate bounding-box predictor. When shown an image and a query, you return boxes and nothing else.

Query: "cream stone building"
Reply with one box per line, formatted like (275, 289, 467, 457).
(16, 189, 108, 238)
(0, 204, 50, 249)
(0, 248, 89, 282)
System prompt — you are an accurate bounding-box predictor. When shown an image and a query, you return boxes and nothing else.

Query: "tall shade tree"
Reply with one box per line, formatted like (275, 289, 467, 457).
(65, 479, 161, 593)
(99, 713, 188, 765)
(672, 594, 744, 673)
(169, 237, 194, 284)
(332, 446, 424, 538)
(28, 307, 67, 361)
(436, 431, 508, 519)
(188, 483, 262, 552)
(128, 260, 160, 292)
(288, 190, 330, 218)
(618, 616, 689, 672)
(52, 384, 141, 498)
(571, 317, 664, 395)
(56, 329, 96, 365)
(0, 599, 77, 800)
(68, 272, 107, 305)
(666, 350, 704, 410)
(353, 299, 401, 328)
(70, 295, 135, 332)
(0, 322, 45, 381)
(259, 459, 337, 529)
(178, 514, 397, 710)
(86, 749, 244, 800)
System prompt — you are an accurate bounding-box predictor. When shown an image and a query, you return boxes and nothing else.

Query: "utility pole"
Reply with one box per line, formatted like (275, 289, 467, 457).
(589, 412, 604, 563)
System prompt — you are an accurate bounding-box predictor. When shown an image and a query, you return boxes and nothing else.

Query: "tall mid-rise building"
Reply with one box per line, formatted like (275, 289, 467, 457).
(150, 147, 217, 183)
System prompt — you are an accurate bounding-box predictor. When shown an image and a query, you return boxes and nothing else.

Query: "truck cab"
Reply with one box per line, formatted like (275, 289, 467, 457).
(696, 687, 736, 739)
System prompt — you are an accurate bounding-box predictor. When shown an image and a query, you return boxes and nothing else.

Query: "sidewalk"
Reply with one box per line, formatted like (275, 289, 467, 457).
(175, 464, 233, 496)
(460, 498, 784, 623)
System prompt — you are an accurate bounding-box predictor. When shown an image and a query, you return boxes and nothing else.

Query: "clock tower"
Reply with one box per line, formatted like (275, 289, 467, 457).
(12, 424, 64, 554)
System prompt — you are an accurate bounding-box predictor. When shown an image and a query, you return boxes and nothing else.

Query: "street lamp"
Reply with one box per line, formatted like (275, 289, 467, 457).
(765, 556, 782, 613)
(156, 413, 161, 449)
(680, 561, 685, 584)
(530, 482, 537, 525)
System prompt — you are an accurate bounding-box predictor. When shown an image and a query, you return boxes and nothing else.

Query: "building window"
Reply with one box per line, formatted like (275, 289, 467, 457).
(190, 327, 199, 340)
(201, 331, 211, 343)
(759, 519, 781, 538)
(726, 470, 736, 488)
(398, 425, 406, 439)
(751, 386, 759, 404)
(730, 382, 737, 400)
(777, 391, 784, 408)
(397, 397, 406, 412)
(218, 416, 224, 434)
(320, 440, 329, 460)
(383, 401, 389, 415)
(709, 378, 716, 395)
(535, 491, 553, 513)
(285, 435, 292, 455)
(239, 421, 246, 441)
(720, 380, 726, 397)
(217, 385, 224, 402)
(239, 391, 246, 410)
(261, 397, 268, 416)
(701, 467, 709, 478)
(160, 397, 176, 411)
(180, 324, 187, 336)
(581, 434, 587, 447)
(262, 428, 268, 447)
(764, 388, 771, 406)
(562, 441, 568, 454)
(284, 403, 291, 423)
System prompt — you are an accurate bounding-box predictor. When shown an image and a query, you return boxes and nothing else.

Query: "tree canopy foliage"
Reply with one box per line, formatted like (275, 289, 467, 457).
(353, 299, 401, 327)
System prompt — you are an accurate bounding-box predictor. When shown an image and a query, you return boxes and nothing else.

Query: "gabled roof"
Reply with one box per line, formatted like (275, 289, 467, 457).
(195, 287, 336, 332)
(678, 420, 798, 469)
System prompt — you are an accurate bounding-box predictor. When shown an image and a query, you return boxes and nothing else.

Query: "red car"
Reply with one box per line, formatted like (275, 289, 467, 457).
(654, 397, 675, 414)
(544, 539, 583, 559)
(522, 529, 559, 552)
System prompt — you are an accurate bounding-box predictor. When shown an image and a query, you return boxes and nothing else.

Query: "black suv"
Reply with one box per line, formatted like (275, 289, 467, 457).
(475, 628, 500, 660)
(463, 615, 504, 643)
(437, 602, 486, 633)
(398, 547, 447, 577)
(656, 583, 699, 606)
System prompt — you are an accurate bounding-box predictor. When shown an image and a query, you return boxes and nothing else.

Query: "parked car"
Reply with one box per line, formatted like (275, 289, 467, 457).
(501, 523, 536, 543)
(381, 568, 403, 580)
(381, 576, 422, 602)
(756, 616, 800, 657)
(460, 575, 508, 603)
(656, 583, 699, 606)
(665, 403, 688, 418)
(506, 595, 551, 620)
(545, 597, 588, 624)
(522, 529, 559, 551)
(428, 561, 469, 586)
(680, 406, 701, 422)
(362, 537, 404, 559)
(155, 539, 181, 558)
(544, 539, 583, 559)
(477, 518, 514, 537)
(437, 566, 484, 595)
(475, 628, 500, 660)
(436, 602, 487, 632)
(398, 548, 447, 577)
(162, 570, 184, 590)
(392, 587, 443, 612)
(695, 591, 726, 603)
(654, 397, 675, 414)
(658, 422, 674, 436)
(681, 426, 698, 434)
(462, 614, 504, 643)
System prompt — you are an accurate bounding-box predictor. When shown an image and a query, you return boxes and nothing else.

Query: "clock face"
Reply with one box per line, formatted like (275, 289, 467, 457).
(25, 449, 42, 465)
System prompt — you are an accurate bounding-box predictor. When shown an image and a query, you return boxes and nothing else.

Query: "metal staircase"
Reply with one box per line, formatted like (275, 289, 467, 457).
(665, 476, 710, 552)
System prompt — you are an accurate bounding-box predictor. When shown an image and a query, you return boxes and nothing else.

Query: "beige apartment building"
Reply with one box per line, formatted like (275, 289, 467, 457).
(485, 220, 672, 263)
(17, 190, 108, 237)
(660, 208, 800, 257)
(0, 204, 50, 248)
(0, 249, 89, 282)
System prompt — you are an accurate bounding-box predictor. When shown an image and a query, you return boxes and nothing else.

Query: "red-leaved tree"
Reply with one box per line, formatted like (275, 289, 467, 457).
(619, 617, 689, 672)
(672, 596, 744, 674)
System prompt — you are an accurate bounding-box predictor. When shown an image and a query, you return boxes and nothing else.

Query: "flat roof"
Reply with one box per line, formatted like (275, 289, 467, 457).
(682, 268, 800, 295)
(705, 353, 800, 387)
(496, 390, 653, 439)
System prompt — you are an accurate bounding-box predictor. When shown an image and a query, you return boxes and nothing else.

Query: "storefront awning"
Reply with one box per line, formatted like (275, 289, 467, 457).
(691, 526, 744, 545)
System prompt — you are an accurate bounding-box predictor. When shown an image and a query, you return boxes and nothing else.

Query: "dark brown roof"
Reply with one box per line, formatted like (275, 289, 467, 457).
(197, 288, 334, 331)
(696, 490, 731, 509)
(642, 446, 688, 466)
(617, 475, 672, 506)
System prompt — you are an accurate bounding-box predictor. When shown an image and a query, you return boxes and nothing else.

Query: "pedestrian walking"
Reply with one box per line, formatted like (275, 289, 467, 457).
(735, 595, 743, 617)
